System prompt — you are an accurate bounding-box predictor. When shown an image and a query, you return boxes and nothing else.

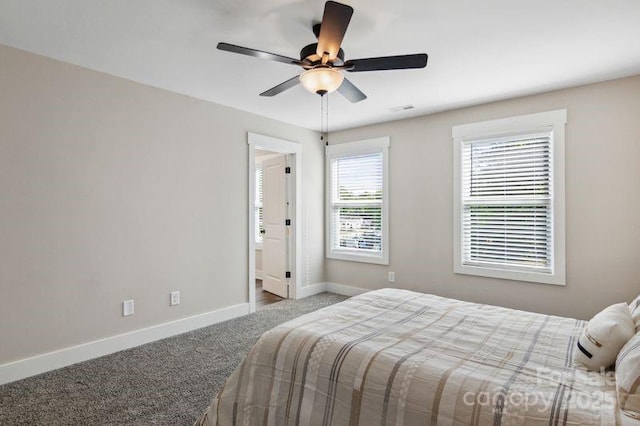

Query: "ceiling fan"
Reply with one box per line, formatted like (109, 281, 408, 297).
(217, 1, 428, 103)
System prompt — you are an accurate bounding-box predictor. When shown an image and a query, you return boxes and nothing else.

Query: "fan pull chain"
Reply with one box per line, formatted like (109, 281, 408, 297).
(325, 94, 329, 145)
(320, 94, 324, 144)
(320, 94, 329, 146)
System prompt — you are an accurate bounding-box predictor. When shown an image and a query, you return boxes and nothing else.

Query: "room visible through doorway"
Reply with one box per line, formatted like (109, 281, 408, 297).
(254, 148, 290, 307)
(248, 133, 302, 314)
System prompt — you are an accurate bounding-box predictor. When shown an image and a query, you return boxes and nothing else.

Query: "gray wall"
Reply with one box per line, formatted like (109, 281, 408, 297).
(328, 75, 640, 320)
(0, 45, 324, 363)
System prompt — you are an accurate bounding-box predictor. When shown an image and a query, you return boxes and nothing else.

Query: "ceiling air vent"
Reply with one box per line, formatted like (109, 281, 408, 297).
(390, 104, 415, 112)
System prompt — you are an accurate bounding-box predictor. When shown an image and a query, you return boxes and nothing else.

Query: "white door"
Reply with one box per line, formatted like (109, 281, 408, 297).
(262, 155, 288, 298)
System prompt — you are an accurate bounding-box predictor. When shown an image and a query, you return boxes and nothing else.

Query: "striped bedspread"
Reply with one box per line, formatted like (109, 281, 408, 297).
(197, 289, 619, 425)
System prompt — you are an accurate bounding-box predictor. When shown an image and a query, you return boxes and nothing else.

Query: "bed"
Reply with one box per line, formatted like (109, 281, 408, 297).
(197, 288, 629, 425)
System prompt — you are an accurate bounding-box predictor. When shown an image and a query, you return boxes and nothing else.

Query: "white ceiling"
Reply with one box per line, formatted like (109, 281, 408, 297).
(1, 0, 639, 131)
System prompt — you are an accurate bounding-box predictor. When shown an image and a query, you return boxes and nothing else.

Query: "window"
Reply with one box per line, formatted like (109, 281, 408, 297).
(326, 137, 389, 264)
(255, 164, 264, 247)
(453, 110, 566, 285)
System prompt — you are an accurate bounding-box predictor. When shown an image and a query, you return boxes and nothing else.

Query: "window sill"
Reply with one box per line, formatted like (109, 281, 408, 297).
(327, 249, 389, 265)
(454, 263, 565, 286)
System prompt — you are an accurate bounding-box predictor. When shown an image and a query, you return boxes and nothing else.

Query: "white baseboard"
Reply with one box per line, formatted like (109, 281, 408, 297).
(325, 282, 368, 297)
(296, 282, 368, 299)
(296, 282, 327, 298)
(0, 303, 250, 385)
(255, 269, 263, 280)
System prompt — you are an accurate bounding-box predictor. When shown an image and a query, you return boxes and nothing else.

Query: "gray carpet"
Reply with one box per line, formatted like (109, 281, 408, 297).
(0, 292, 347, 425)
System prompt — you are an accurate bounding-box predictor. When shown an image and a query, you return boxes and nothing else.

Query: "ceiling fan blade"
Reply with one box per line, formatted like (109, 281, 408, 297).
(337, 77, 367, 103)
(345, 54, 428, 72)
(316, 1, 353, 61)
(260, 76, 301, 97)
(217, 42, 302, 66)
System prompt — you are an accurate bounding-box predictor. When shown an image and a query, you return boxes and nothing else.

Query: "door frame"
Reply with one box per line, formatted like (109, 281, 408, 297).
(248, 132, 302, 313)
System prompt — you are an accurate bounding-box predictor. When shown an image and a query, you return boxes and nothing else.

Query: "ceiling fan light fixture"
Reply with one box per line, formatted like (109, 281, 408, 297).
(299, 67, 344, 95)
(217, 1, 427, 103)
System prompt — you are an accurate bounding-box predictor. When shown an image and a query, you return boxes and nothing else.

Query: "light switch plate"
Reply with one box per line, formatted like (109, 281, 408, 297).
(123, 299, 134, 316)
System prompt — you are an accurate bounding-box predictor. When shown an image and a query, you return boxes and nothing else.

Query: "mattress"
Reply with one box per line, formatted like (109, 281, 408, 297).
(197, 288, 620, 425)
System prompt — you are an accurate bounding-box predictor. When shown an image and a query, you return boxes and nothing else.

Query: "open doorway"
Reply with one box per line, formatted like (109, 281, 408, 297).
(248, 133, 302, 313)
(255, 149, 288, 307)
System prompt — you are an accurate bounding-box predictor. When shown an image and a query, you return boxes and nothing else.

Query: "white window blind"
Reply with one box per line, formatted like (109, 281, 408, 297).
(462, 132, 552, 272)
(326, 137, 389, 265)
(330, 153, 383, 252)
(255, 165, 263, 245)
(453, 109, 566, 285)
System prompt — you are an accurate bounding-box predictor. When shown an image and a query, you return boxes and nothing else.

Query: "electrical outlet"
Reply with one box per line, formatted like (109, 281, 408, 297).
(170, 291, 180, 306)
(123, 299, 134, 316)
(388, 271, 395, 283)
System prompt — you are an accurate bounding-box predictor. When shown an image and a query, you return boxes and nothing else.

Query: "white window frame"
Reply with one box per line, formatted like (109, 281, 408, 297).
(326, 137, 390, 265)
(452, 110, 566, 285)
